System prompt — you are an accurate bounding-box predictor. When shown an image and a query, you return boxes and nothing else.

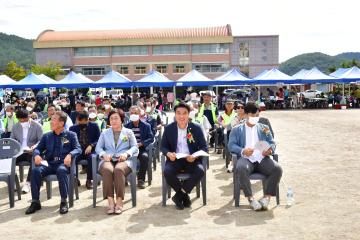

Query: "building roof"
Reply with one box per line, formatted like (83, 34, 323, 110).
(37, 25, 232, 42)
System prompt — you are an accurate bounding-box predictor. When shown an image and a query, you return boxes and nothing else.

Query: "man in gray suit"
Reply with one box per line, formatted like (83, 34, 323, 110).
(228, 102, 282, 211)
(11, 108, 43, 193)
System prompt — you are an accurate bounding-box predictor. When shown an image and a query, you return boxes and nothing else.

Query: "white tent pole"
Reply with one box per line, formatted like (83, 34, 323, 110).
(342, 83, 345, 96)
(173, 86, 176, 101)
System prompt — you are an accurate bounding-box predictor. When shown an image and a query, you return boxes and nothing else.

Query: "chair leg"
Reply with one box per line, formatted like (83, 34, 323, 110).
(196, 183, 200, 198)
(68, 176, 74, 208)
(74, 178, 79, 200)
(148, 157, 152, 186)
(93, 177, 97, 208)
(234, 175, 240, 207)
(15, 174, 21, 200)
(276, 185, 280, 205)
(162, 176, 167, 207)
(167, 185, 171, 199)
(130, 173, 137, 207)
(46, 181, 52, 200)
(8, 176, 15, 208)
(19, 165, 24, 182)
(201, 176, 207, 205)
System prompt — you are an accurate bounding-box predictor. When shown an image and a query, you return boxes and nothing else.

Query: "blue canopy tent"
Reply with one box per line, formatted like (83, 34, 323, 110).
(292, 69, 310, 80)
(176, 69, 216, 86)
(10, 73, 54, 89)
(93, 70, 132, 88)
(299, 67, 338, 84)
(133, 70, 175, 87)
(329, 68, 349, 78)
(253, 68, 298, 84)
(0, 75, 16, 88)
(38, 74, 57, 84)
(337, 66, 360, 83)
(52, 71, 94, 88)
(215, 68, 253, 85)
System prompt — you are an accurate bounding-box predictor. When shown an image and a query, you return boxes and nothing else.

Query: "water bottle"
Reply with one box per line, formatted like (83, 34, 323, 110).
(286, 187, 294, 206)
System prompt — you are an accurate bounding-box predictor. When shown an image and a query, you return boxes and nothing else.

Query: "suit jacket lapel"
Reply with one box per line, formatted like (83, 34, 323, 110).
(109, 128, 116, 149)
(27, 122, 33, 144)
(241, 124, 246, 147)
(173, 122, 178, 151)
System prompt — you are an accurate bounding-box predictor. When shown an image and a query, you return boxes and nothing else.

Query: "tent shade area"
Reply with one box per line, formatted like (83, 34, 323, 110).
(337, 66, 360, 83)
(215, 68, 253, 85)
(133, 70, 174, 87)
(176, 69, 216, 86)
(53, 71, 94, 88)
(93, 70, 132, 88)
(0, 75, 16, 88)
(299, 67, 338, 84)
(253, 68, 297, 85)
(10, 73, 55, 89)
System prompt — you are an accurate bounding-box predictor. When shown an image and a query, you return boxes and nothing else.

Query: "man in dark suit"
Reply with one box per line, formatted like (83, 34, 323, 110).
(161, 102, 208, 210)
(69, 111, 101, 189)
(125, 106, 154, 189)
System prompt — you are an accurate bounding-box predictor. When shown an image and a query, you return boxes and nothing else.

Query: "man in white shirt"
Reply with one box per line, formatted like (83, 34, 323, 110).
(228, 102, 282, 211)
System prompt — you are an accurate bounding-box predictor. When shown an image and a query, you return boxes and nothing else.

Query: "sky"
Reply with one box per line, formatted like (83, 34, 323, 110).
(0, 0, 358, 62)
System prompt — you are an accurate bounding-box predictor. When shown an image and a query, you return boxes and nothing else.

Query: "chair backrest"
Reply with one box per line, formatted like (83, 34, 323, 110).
(0, 138, 21, 159)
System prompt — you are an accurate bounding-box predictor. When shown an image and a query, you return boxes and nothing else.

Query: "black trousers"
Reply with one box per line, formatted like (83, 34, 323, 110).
(137, 148, 149, 181)
(210, 127, 224, 147)
(164, 157, 204, 193)
(16, 152, 32, 182)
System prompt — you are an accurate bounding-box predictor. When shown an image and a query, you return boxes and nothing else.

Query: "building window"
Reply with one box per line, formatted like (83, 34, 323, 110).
(74, 47, 110, 57)
(75, 66, 109, 76)
(239, 42, 249, 67)
(191, 43, 229, 54)
(117, 65, 129, 75)
(153, 45, 189, 55)
(134, 65, 147, 74)
(173, 64, 185, 73)
(192, 63, 228, 73)
(156, 65, 167, 74)
(112, 46, 148, 56)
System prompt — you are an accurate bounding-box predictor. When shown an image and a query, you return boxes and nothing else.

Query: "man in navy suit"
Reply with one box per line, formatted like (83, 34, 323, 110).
(161, 102, 208, 210)
(69, 111, 101, 189)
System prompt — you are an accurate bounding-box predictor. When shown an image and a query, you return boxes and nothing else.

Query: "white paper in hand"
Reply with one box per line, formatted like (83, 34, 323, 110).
(176, 153, 189, 159)
(254, 141, 271, 153)
(41, 160, 49, 167)
(191, 150, 209, 158)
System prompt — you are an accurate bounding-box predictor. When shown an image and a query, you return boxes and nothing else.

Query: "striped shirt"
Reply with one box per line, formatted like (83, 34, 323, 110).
(131, 127, 141, 143)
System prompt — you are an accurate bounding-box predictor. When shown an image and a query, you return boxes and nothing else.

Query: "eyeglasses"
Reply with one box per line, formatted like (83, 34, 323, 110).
(237, 106, 244, 109)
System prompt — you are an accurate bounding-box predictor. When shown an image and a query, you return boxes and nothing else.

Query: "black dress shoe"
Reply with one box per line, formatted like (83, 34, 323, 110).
(137, 180, 146, 189)
(182, 193, 192, 208)
(77, 179, 81, 187)
(172, 192, 184, 210)
(59, 202, 68, 214)
(25, 202, 41, 215)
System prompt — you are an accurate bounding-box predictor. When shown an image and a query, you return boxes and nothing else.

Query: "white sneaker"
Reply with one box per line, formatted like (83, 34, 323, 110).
(21, 182, 30, 194)
(259, 197, 270, 210)
(249, 199, 262, 211)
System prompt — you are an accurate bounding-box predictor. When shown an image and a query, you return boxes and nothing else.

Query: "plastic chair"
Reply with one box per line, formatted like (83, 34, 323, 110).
(91, 154, 137, 208)
(161, 154, 207, 206)
(232, 154, 280, 207)
(145, 140, 156, 186)
(31, 155, 79, 208)
(0, 138, 22, 208)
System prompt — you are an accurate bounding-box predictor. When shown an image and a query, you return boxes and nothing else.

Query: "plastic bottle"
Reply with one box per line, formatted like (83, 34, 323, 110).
(286, 187, 294, 206)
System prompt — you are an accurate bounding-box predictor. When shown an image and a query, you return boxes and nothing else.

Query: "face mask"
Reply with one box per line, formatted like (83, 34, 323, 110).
(104, 104, 110, 109)
(89, 112, 97, 119)
(61, 103, 67, 107)
(140, 109, 145, 116)
(6, 111, 12, 117)
(145, 106, 152, 113)
(20, 121, 30, 128)
(248, 116, 259, 125)
(97, 113, 104, 120)
(129, 114, 140, 122)
(26, 107, 33, 112)
(189, 111, 197, 120)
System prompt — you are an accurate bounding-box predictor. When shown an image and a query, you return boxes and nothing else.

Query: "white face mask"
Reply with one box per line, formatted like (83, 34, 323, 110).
(104, 104, 110, 109)
(145, 106, 152, 113)
(89, 112, 97, 119)
(97, 113, 104, 120)
(140, 109, 145, 116)
(189, 110, 197, 120)
(20, 121, 30, 128)
(26, 107, 33, 112)
(248, 116, 259, 125)
(6, 111, 12, 117)
(129, 114, 140, 122)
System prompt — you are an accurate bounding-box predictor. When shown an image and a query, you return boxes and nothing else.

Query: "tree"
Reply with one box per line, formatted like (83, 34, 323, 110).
(328, 59, 360, 72)
(31, 61, 64, 79)
(2, 61, 27, 80)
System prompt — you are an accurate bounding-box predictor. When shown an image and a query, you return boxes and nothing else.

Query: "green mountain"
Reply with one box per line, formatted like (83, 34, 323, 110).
(279, 52, 360, 75)
(0, 33, 35, 71)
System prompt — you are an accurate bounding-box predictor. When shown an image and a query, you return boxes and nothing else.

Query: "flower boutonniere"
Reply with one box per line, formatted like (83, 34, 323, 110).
(262, 126, 271, 136)
(62, 137, 70, 144)
(121, 135, 128, 142)
(187, 128, 195, 143)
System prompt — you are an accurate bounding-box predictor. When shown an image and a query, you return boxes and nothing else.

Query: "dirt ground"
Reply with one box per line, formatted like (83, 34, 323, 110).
(1, 109, 359, 240)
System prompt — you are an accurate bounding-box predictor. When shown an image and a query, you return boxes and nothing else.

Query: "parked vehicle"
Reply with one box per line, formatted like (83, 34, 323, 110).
(297, 90, 324, 99)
